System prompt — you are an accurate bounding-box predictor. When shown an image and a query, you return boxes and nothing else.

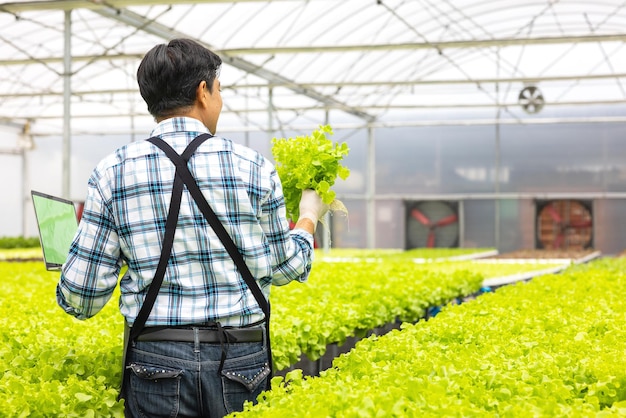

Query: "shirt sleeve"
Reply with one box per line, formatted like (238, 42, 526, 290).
(56, 169, 122, 320)
(261, 169, 314, 286)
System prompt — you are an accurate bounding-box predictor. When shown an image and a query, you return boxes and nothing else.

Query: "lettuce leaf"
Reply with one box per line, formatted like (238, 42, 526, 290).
(271, 125, 350, 222)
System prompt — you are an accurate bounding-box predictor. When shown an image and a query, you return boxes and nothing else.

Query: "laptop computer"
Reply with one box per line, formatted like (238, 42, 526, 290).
(31, 190, 79, 271)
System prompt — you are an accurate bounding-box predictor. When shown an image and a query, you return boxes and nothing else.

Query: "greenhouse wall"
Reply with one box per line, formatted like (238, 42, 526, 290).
(3, 106, 626, 255)
(327, 107, 626, 255)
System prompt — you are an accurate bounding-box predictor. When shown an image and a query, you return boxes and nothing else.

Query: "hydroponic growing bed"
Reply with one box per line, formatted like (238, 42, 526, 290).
(0, 248, 606, 416)
(231, 257, 626, 417)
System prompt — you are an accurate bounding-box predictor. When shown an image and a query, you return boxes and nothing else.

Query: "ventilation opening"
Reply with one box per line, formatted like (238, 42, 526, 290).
(405, 200, 460, 249)
(535, 199, 593, 250)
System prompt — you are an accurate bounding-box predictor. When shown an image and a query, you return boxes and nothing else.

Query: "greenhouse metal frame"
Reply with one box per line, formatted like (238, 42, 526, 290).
(1, 0, 625, 252)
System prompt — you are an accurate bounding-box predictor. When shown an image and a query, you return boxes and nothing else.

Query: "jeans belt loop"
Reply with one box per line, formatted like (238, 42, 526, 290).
(193, 327, 200, 353)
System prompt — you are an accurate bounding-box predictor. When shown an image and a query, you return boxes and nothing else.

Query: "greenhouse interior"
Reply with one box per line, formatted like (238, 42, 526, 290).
(2, 1, 626, 416)
(1, 0, 625, 255)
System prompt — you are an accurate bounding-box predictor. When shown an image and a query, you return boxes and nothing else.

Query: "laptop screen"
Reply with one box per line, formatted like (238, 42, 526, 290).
(31, 190, 79, 271)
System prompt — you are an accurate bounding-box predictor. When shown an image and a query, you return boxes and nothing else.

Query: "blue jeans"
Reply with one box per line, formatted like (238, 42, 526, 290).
(124, 329, 271, 418)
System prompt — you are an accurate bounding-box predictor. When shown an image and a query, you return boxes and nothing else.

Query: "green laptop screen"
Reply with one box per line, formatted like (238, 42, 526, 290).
(31, 191, 78, 269)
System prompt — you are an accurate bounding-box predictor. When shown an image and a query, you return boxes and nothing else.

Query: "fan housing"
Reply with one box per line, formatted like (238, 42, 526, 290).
(406, 201, 460, 249)
(535, 199, 593, 250)
(518, 85, 545, 114)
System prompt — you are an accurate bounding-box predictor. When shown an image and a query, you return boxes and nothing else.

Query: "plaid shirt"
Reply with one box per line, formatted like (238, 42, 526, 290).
(57, 117, 314, 327)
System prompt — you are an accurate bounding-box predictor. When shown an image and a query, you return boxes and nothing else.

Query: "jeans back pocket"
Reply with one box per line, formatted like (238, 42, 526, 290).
(128, 362, 184, 417)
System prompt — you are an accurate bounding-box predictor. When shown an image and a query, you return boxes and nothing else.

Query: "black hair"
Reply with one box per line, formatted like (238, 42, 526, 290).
(137, 38, 222, 119)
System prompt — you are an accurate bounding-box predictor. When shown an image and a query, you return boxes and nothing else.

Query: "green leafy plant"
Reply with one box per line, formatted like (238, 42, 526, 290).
(230, 257, 626, 417)
(0, 236, 40, 249)
(0, 262, 125, 417)
(270, 260, 485, 370)
(271, 125, 350, 222)
(269, 258, 567, 370)
(0, 247, 43, 261)
(0, 250, 577, 416)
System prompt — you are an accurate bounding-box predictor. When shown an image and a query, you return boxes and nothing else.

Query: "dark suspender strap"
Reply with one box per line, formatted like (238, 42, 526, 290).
(119, 135, 212, 402)
(129, 134, 211, 342)
(147, 134, 273, 381)
(128, 175, 182, 342)
(147, 136, 270, 319)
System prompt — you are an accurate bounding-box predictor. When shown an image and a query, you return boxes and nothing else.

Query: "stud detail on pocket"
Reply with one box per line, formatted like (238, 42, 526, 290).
(128, 363, 184, 380)
(223, 362, 271, 391)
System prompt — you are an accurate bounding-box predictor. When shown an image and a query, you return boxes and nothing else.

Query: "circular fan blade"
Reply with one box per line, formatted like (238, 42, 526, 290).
(407, 201, 460, 249)
(537, 199, 593, 250)
(547, 204, 562, 223)
(427, 231, 436, 248)
(568, 220, 592, 228)
(411, 208, 431, 226)
(435, 213, 458, 227)
(554, 232, 564, 249)
(518, 86, 545, 114)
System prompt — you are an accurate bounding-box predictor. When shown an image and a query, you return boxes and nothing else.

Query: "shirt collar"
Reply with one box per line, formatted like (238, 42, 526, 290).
(149, 117, 211, 138)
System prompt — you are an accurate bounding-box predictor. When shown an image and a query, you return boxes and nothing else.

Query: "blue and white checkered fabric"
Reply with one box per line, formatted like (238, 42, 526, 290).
(58, 117, 313, 327)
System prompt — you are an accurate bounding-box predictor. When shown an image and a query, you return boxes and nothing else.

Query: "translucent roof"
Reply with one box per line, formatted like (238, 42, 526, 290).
(1, 0, 626, 136)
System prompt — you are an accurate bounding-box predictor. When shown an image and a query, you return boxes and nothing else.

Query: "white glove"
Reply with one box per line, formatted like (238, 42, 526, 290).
(298, 189, 329, 224)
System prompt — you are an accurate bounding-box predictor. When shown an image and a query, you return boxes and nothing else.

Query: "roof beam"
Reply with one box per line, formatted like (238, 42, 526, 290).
(3, 99, 624, 121)
(0, 0, 280, 12)
(0, 72, 624, 97)
(1, 2, 374, 120)
(220, 34, 626, 55)
(1, 32, 624, 66)
(228, 72, 626, 89)
(9, 116, 626, 139)
(87, 4, 375, 122)
(0, 36, 626, 65)
(0, 53, 144, 66)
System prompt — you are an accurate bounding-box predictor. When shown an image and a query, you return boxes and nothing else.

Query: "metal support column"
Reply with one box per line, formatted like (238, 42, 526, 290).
(267, 86, 273, 142)
(62, 10, 72, 199)
(321, 110, 331, 252)
(20, 123, 32, 237)
(494, 49, 501, 250)
(366, 125, 376, 248)
(494, 112, 501, 250)
(21, 147, 27, 236)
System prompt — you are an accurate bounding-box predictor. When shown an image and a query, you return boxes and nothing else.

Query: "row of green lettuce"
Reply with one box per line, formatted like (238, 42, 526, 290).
(313, 247, 496, 261)
(231, 257, 626, 417)
(0, 262, 125, 417)
(0, 249, 566, 416)
(0, 236, 39, 249)
(269, 256, 567, 369)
